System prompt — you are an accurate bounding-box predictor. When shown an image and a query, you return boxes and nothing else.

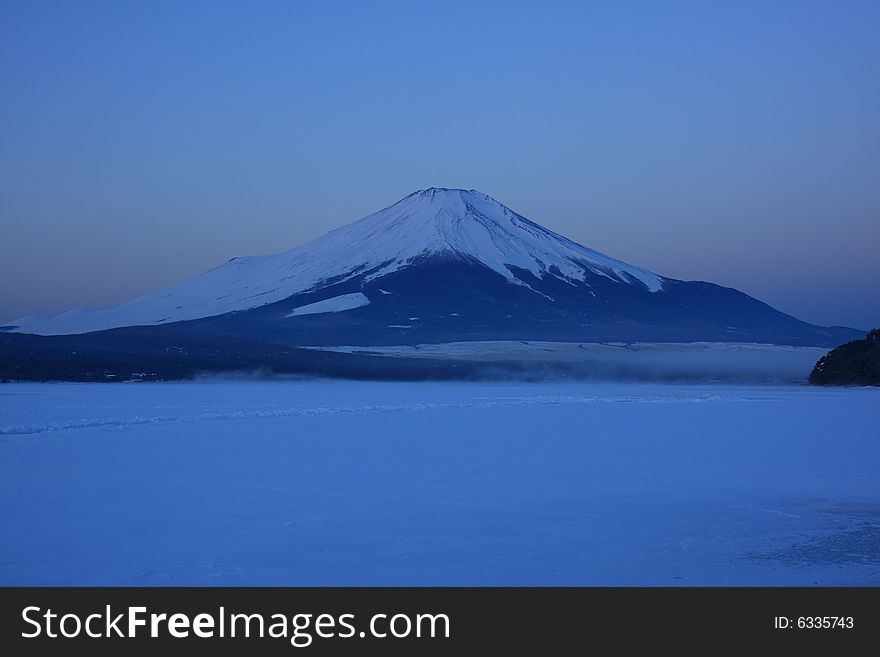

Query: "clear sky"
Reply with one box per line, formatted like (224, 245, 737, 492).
(1, 0, 878, 330)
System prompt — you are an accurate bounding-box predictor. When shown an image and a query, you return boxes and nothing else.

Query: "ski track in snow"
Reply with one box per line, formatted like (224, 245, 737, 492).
(0, 393, 760, 437)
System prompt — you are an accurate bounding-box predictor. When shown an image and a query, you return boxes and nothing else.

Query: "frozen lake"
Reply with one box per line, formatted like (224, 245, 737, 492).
(1, 380, 878, 585)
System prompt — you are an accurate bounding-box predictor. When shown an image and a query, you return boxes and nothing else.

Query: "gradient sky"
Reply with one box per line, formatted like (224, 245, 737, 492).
(1, 0, 878, 330)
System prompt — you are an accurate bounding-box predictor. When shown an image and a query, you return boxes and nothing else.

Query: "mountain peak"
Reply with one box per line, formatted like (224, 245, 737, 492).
(403, 187, 509, 211)
(400, 187, 490, 214)
(413, 186, 475, 195)
(10, 189, 665, 335)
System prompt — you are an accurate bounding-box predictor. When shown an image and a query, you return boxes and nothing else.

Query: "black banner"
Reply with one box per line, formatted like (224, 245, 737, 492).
(0, 587, 876, 653)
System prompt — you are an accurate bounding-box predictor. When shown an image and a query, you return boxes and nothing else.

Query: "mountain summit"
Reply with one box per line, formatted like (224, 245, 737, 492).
(11, 188, 662, 335)
(311, 187, 664, 294)
(7, 188, 861, 351)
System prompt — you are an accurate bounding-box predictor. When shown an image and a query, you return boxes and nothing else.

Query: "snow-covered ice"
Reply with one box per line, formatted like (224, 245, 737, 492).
(1, 381, 877, 585)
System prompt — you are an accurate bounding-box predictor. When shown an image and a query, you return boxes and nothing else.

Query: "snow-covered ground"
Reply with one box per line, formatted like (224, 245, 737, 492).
(1, 381, 877, 585)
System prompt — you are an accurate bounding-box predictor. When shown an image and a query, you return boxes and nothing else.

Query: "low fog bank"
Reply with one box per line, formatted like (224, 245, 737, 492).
(305, 341, 828, 384)
(1, 337, 828, 384)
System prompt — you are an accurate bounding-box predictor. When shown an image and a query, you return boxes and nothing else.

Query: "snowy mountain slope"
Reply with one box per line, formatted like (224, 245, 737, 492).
(9, 188, 664, 336)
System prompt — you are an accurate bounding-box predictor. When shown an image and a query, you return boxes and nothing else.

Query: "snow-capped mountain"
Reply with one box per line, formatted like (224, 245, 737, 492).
(4, 188, 861, 373)
(11, 188, 664, 335)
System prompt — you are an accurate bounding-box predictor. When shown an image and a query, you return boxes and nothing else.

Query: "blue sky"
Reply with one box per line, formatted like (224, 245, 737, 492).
(1, 0, 878, 329)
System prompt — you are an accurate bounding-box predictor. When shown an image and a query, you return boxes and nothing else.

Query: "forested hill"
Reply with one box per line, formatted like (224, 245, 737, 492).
(810, 329, 879, 386)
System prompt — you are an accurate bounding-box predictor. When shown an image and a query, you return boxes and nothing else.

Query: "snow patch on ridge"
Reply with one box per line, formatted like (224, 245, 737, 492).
(285, 293, 369, 317)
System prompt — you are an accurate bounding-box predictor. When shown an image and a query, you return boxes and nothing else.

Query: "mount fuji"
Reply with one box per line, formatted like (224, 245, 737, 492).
(1, 188, 861, 381)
